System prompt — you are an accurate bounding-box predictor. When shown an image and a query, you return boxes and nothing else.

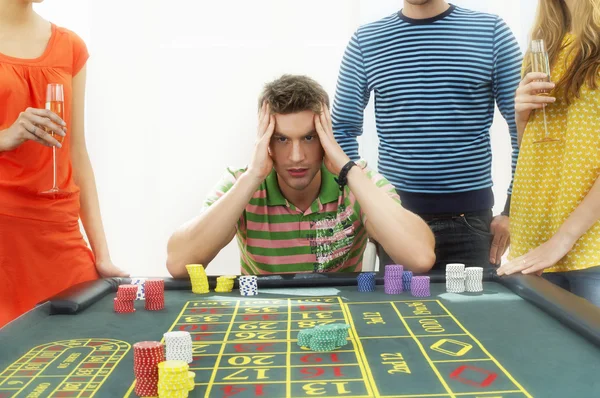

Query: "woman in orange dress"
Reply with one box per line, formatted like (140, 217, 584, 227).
(0, 0, 128, 328)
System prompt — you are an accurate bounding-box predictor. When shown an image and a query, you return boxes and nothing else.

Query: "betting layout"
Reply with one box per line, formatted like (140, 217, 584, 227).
(120, 296, 532, 398)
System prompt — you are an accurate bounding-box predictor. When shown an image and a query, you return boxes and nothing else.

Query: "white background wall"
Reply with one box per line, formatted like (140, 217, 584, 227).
(34, 0, 538, 277)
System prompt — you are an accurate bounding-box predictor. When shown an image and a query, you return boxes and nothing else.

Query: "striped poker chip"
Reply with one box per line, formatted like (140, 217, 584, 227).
(117, 284, 138, 300)
(133, 341, 164, 396)
(113, 297, 135, 313)
(384, 265, 404, 294)
(357, 272, 376, 292)
(402, 271, 413, 291)
(385, 264, 404, 277)
(411, 276, 431, 297)
(465, 267, 483, 292)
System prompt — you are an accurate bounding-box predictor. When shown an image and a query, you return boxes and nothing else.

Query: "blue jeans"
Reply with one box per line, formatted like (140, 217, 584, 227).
(377, 210, 494, 271)
(543, 266, 600, 307)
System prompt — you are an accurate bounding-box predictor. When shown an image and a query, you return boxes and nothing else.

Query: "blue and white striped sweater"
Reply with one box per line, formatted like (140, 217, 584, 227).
(332, 5, 522, 214)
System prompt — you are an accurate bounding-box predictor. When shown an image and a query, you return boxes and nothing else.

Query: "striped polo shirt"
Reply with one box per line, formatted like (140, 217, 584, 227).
(332, 5, 522, 214)
(202, 161, 401, 275)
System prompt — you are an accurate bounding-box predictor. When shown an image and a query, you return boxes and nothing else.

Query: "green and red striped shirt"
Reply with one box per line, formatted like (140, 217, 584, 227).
(203, 161, 401, 274)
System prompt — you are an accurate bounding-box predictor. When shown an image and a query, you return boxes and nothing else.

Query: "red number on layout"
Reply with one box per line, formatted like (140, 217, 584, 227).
(243, 314, 278, 321)
(299, 366, 344, 379)
(299, 305, 330, 311)
(300, 367, 325, 378)
(180, 324, 212, 332)
(220, 385, 246, 397)
(189, 308, 220, 314)
(233, 343, 275, 353)
(299, 353, 340, 363)
(193, 334, 213, 341)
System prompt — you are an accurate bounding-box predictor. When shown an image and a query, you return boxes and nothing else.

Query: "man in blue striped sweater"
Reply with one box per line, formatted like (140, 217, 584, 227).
(332, 0, 522, 270)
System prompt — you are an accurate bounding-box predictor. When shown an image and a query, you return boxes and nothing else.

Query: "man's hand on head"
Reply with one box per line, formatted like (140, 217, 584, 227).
(314, 103, 351, 176)
(247, 101, 276, 182)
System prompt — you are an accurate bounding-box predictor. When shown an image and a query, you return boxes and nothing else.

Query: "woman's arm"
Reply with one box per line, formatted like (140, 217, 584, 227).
(70, 65, 128, 278)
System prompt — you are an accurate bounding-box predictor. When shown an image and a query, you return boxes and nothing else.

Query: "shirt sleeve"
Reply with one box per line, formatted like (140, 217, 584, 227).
(68, 30, 89, 76)
(201, 168, 248, 232)
(492, 16, 523, 197)
(332, 31, 371, 161)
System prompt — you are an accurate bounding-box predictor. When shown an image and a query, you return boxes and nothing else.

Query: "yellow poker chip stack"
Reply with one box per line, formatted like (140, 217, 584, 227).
(214, 275, 236, 293)
(185, 264, 209, 294)
(187, 371, 195, 391)
(157, 360, 192, 398)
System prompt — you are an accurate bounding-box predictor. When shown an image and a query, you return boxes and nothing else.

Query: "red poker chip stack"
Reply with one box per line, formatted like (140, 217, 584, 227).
(133, 341, 164, 397)
(114, 284, 138, 313)
(144, 279, 165, 311)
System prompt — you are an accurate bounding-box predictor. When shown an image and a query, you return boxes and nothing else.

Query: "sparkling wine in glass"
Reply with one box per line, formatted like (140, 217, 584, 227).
(40, 83, 67, 196)
(530, 39, 560, 144)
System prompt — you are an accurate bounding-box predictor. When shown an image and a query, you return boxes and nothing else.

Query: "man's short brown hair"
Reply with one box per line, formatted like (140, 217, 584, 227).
(258, 74, 330, 114)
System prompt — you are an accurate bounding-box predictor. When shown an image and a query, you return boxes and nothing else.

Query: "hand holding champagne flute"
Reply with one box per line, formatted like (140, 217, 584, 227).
(514, 40, 557, 145)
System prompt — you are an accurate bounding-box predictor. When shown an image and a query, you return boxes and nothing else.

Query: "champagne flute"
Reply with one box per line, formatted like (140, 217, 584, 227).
(530, 39, 561, 144)
(41, 83, 66, 196)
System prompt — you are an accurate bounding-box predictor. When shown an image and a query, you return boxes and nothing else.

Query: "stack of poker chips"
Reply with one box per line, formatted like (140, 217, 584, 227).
(402, 271, 413, 291)
(164, 331, 193, 363)
(130, 278, 146, 300)
(297, 323, 350, 352)
(185, 264, 209, 294)
(144, 279, 165, 311)
(133, 341, 164, 397)
(114, 284, 137, 313)
(411, 276, 431, 297)
(356, 272, 376, 292)
(384, 264, 404, 294)
(238, 275, 258, 296)
(215, 275, 236, 293)
(158, 360, 194, 397)
(446, 263, 466, 293)
(465, 267, 484, 292)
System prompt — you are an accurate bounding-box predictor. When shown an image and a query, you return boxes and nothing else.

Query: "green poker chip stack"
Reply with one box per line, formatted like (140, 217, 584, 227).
(296, 323, 351, 351)
(297, 329, 314, 347)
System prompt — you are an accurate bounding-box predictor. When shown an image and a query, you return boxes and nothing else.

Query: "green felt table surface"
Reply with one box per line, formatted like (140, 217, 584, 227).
(0, 282, 599, 398)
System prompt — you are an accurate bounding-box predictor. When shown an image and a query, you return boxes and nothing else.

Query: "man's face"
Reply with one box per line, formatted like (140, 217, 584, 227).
(270, 110, 324, 192)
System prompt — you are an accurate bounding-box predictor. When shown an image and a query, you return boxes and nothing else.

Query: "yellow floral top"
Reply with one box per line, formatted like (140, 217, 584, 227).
(509, 33, 600, 272)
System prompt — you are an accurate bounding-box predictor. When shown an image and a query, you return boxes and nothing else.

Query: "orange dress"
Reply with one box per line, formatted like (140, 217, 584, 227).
(0, 24, 99, 328)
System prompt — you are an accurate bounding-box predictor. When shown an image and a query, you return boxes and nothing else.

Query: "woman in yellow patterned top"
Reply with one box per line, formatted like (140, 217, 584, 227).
(497, 0, 600, 306)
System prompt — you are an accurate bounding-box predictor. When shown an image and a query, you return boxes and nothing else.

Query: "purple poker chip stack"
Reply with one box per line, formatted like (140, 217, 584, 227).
(411, 276, 431, 297)
(402, 271, 413, 291)
(384, 264, 404, 294)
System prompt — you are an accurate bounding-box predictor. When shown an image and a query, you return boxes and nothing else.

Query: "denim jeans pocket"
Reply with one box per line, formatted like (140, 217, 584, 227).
(458, 213, 493, 237)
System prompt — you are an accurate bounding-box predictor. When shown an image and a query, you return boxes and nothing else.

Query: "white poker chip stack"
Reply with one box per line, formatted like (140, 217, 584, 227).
(164, 331, 193, 363)
(130, 278, 147, 300)
(446, 263, 466, 293)
(465, 267, 484, 292)
(238, 275, 258, 296)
